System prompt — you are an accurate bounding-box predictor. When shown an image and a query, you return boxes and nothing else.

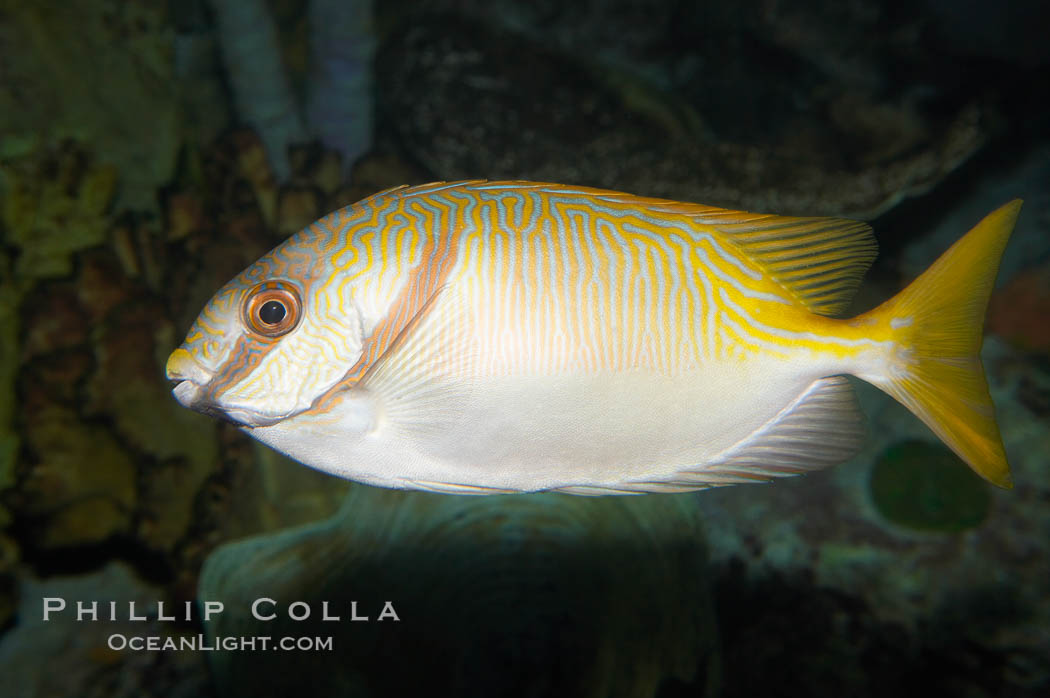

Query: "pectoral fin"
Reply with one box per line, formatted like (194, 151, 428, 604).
(359, 285, 480, 445)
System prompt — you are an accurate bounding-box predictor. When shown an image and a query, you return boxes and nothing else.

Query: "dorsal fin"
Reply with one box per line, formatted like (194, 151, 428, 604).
(644, 200, 877, 316)
(565, 185, 877, 317)
(706, 211, 876, 316)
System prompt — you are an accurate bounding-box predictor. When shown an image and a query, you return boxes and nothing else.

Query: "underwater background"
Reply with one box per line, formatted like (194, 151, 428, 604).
(1, 1, 1048, 696)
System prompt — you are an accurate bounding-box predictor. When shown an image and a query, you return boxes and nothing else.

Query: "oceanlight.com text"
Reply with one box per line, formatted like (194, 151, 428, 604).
(107, 633, 335, 652)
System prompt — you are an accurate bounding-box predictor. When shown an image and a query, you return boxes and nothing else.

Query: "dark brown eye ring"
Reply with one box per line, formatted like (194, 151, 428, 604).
(244, 282, 302, 338)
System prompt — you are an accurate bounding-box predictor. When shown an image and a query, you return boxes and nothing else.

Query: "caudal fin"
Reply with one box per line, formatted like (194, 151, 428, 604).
(862, 200, 1022, 488)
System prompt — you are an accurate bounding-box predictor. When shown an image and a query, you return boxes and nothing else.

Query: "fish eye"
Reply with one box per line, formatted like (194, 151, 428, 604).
(244, 283, 302, 338)
(259, 300, 286, 325)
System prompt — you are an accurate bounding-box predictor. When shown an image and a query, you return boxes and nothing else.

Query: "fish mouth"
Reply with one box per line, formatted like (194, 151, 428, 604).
(165, 348, 242, 425)
(165, 348, 284, 428)
(169, 378, 263, 427)
(167, 376, 243, 426)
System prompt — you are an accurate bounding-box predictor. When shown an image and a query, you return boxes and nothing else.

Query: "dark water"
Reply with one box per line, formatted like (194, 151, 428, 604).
(1, 1, 1048, 696)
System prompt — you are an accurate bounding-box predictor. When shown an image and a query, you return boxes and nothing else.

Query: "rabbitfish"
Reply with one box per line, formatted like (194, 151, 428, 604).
(166, 181, 1021, 494)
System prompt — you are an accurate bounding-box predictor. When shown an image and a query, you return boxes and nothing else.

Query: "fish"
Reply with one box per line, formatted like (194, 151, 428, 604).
(166, 181, 1021, 495)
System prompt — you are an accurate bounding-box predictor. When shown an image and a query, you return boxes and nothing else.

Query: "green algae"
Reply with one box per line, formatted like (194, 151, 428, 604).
(869, 440, 991, 532)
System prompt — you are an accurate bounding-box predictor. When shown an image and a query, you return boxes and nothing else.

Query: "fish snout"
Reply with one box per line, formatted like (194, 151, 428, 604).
(166, 347, 212, 383)
(166, 348, 215, 409)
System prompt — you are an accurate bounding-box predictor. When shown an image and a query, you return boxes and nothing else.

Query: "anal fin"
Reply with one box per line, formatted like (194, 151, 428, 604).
(598, 376, 865, 494)
(685, 375, 865, 484)
(405, 479, 520, 495)
(552, 485, 649, 496)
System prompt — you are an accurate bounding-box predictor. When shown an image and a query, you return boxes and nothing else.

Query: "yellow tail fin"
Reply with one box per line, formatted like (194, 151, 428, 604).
(862, 200, 1022, 488)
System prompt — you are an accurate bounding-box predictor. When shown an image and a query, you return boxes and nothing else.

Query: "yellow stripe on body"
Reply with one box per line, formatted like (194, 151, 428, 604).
(274, 181, 890, 414)
(421, 183, 883, 378)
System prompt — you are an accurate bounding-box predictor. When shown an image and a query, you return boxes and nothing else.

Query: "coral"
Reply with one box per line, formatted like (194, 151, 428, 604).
(74, 252, 137, 323)
(988, 260, 1050, 354)
(210, 0, 306, 179)
(376, 14, 987, 218)
(0, 563, 210, 697)
(231, 130, 279, 227)
(170, 2, 232, 147)
(0, 533, 17, 574)
(0, 573, 12, 631)
(18, 407, 136, 549)
(274, 142, 367, 236)
(331, 151, 430, 212)
(0, 532, 12, 632)
(306, 0, 375, 169)
(0, 1, 181, 209)
(700, 337, 1050, 690)
(20, 283, 91, 360)
(0, 256, 18, 512)
(10, 241, 222, 556)
(1, 144, 117, 280)
(164, 192, 207, 242)
(275, 185, 322, 237)
(208, 0, 375, 179)
(201, 486, 715, 697)
(85, 300, 219, 552)
(868, 440, 991, 532)
(898, 145, 1050, 284)
(297, 146, 344, 197)
(242, 443, 350, 532)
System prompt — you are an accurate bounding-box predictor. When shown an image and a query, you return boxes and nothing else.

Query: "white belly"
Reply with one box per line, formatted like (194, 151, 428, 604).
(249, 354, 827, 492)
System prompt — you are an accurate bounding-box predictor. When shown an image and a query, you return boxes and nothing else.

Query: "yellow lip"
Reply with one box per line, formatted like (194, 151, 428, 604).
(165, 347, 212, 383)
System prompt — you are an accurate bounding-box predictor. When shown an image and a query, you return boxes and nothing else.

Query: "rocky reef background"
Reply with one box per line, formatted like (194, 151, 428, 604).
(0, 1, 1048, 696)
